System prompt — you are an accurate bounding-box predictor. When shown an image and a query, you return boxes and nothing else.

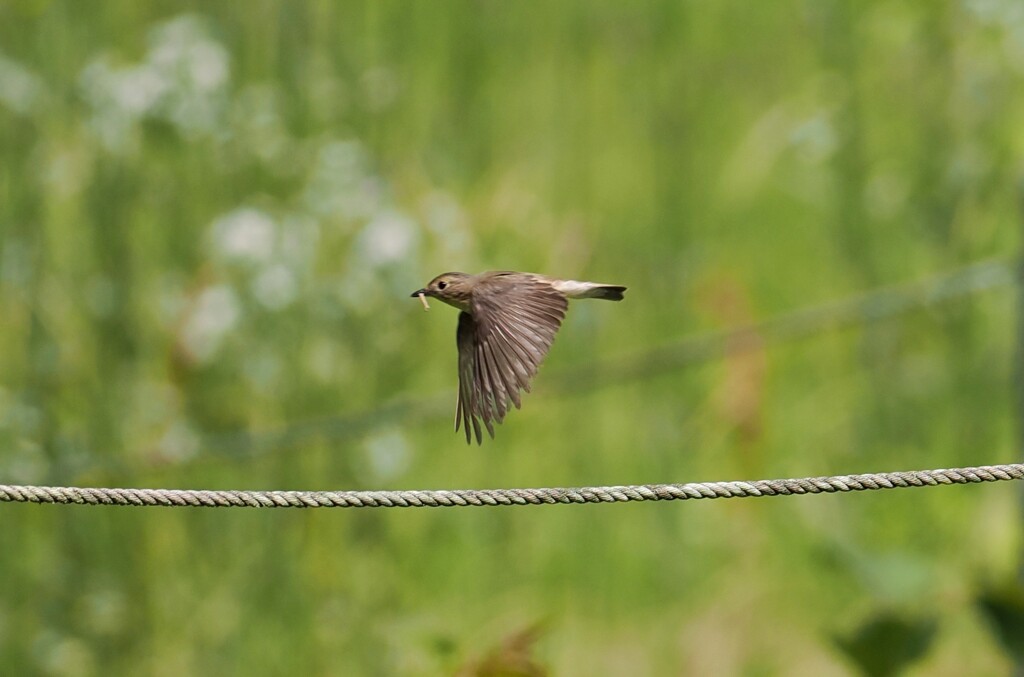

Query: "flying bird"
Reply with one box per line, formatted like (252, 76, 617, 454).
(411, 271, 626, 443)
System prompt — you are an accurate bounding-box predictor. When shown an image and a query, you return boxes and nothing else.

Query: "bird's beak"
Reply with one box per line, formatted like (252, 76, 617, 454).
(412, 288, 431, 311)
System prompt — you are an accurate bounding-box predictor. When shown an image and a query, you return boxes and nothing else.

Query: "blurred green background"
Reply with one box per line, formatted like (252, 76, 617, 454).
(1, 1, 1023, 674)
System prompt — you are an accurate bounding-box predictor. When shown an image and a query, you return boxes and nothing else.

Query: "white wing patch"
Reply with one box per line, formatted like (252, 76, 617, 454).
(550, 279, 599, 298)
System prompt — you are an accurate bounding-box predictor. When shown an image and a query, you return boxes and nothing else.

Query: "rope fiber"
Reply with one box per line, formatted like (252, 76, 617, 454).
(2, 463, 1021, 509)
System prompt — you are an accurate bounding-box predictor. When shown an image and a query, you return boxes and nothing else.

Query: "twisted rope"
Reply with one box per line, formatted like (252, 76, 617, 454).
(1, 463, 1021, 509)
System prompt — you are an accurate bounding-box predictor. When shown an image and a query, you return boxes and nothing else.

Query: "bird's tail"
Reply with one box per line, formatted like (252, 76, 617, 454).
(554, 280, 627, 301)
(584, 285, 627, 301)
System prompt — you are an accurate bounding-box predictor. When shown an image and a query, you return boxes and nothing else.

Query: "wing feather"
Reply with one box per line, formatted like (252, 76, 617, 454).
(456, 312, 481, 444)
(453, 275, 568, 443)
(479, 336, 511, 419)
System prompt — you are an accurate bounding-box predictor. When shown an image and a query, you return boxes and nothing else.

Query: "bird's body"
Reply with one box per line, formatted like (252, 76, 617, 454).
(412, 271, 626, 443)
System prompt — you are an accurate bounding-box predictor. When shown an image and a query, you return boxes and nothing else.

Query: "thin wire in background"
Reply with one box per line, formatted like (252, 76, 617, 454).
(182, 257, 1018, 465)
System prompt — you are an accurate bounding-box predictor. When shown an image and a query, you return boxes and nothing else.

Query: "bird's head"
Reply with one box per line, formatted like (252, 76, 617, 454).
(411, 272, 474, 311)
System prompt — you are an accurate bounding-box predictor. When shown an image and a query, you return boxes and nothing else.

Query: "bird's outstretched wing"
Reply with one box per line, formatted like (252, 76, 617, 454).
(455, 275, 568, 443)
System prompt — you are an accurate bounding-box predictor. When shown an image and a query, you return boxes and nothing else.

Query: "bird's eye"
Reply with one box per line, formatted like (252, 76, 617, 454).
(437, 280, 448, 290)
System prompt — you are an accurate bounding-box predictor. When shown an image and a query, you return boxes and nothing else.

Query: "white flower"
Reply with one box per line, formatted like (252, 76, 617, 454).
(251, 263, 298, 311)
(181, 285, 240, 363)
(364, 430, 411, 481)
(0, 53, 45, 116)
(211, 207, 276, 263)
(358, 209, 418, 265)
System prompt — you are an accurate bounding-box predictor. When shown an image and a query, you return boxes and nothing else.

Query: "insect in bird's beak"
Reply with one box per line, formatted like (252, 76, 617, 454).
(411, 288, 430, 310)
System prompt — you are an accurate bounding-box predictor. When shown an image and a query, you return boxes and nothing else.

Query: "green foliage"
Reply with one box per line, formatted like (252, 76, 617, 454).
(978, 582, 1024, 662)
(833, 613, 937, 677)
(0, 0, 1021, 674)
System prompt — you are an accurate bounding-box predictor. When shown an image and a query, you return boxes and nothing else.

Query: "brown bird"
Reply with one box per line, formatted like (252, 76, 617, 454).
(412, 271, 626, 443)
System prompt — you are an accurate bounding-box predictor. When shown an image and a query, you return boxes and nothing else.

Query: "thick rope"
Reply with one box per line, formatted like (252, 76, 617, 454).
(0, 463, 1021, 509)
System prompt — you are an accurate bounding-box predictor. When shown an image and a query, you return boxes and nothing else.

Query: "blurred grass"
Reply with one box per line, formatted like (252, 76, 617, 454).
(1, 0, 1022, 674)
